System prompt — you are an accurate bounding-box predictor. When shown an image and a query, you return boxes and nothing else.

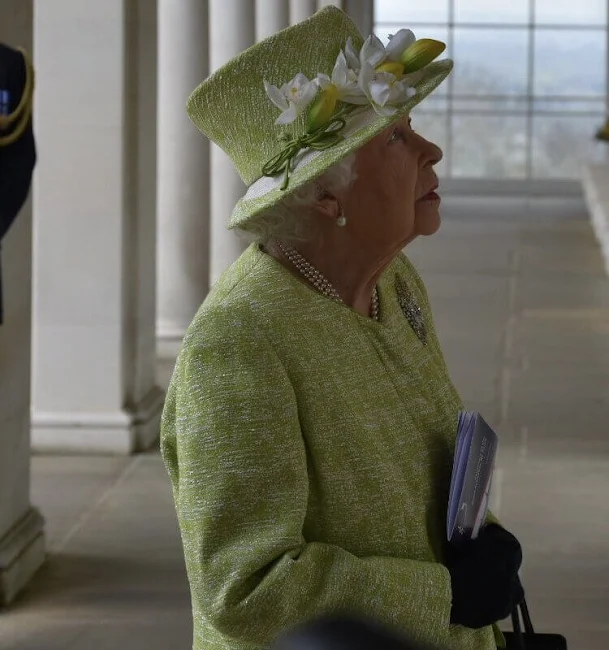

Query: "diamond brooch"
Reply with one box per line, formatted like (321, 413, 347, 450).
(396, 276, 427, 345)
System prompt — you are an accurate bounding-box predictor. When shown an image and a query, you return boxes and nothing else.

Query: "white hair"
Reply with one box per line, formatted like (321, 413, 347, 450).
(237, 153, 358, 245)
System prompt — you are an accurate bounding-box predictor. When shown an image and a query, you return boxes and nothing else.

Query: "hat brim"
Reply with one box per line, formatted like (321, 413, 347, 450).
(228, 59, 453, 231)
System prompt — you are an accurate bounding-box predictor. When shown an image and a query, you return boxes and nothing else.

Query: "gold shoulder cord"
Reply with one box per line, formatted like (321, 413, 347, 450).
(0, 47, 35, 147)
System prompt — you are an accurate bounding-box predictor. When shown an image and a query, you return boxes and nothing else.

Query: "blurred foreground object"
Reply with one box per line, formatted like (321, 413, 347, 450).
(272, 616, 434, 650)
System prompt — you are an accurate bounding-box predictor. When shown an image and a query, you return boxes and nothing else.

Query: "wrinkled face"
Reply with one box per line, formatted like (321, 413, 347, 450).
(345, 114, 443, 249)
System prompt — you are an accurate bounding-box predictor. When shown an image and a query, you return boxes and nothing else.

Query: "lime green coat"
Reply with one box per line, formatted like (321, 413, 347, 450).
(161, 243, 498, 650)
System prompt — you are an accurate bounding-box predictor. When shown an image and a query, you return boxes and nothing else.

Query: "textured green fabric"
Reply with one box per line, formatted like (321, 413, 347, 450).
(186, 6, 453, 231)
(161, 244, 498, 650)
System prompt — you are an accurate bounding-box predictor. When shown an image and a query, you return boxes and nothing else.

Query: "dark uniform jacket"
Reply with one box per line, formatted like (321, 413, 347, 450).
(0, 42, 36, 324)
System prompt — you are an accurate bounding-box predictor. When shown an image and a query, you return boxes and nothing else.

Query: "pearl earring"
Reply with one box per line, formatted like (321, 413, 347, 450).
(336, 211, 347, 227)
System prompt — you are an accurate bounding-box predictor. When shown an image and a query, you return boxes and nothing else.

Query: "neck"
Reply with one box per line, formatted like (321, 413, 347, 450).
(271, 236, 397, 317)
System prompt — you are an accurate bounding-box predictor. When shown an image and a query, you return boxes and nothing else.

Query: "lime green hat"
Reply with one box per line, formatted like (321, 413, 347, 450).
(186, 6, 453, 231)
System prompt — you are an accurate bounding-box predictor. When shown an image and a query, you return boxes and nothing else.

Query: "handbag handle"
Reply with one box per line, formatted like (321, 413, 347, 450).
(519, 598, 535, 634)
(510, 597, 535, 650)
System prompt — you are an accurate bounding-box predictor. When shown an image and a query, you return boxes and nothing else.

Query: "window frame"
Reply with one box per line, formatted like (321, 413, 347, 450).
(374, 0, 609, 195)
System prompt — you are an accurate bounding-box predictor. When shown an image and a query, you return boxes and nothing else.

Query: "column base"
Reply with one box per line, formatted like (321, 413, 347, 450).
(157, 323, 187, 359)
(31, 386, 166, 455)
(0, 507, 46, 607)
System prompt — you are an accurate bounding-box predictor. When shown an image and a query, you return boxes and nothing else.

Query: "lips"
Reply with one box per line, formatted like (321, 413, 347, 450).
(418, 183, 440, 201)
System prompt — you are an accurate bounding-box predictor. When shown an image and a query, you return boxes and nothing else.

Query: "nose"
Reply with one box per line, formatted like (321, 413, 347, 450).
(418, 134, 443, 166)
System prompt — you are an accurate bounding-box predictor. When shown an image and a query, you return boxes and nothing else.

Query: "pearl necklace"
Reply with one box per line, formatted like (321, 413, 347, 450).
(277, 241, 380, 321)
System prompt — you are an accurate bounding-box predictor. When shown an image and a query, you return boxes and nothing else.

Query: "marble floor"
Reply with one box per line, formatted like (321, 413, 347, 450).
(2, 197, 608, 649)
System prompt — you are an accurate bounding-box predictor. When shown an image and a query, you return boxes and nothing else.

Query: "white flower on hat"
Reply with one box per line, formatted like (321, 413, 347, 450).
(346, 29, 416, 74)
(354, 29, 450, 117)
(344, 37, 361, 72)
(307, 50, 370, 131)
(343, 30, 418, 117)
(264, 73, 318, 125)
(358, 62, 417, 117)
(315, 51, 368, 105)
(360, 29, 417, 69)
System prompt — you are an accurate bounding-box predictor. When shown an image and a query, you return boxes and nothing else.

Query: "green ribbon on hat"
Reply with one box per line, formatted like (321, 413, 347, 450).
(262, 107, 353, 191)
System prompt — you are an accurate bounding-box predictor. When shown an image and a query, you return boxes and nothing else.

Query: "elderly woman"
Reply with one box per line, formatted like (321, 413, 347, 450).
(161, 7, 523, 650)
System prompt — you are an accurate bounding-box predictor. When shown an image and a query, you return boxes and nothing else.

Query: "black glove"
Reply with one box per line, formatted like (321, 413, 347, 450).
(448, 524, 524, 629)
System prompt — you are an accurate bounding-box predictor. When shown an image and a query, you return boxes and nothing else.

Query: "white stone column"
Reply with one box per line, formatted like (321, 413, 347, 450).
(317, 0, 342, 9)
(209, 0, 255, 285)
(290, 0, 317, 24)
(256, 0, 290, 41)
(32, 0, 164, 454)
(293, 1, 373, 36)
(344, 0, 373, 35)
(157, 0, 210, 357)
(0, 0, 46, 605)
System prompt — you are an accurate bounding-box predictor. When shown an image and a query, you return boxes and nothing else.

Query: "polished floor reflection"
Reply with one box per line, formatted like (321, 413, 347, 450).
(2, 197, 608, 650)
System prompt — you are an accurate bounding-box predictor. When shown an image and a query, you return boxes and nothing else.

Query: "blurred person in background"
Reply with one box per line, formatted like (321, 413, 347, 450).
(0, 42, 35, 325)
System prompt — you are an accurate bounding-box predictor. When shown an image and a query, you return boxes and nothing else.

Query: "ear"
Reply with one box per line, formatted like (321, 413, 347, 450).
(313, 184, 341, 222)
(315, 196, 341, 222)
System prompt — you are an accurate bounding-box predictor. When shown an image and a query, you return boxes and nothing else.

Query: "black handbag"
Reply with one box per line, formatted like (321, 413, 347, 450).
(502, 599, 568, 650)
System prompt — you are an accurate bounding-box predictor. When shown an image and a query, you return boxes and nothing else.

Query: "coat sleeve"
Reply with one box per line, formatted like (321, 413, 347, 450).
(163, 307, 455, 649)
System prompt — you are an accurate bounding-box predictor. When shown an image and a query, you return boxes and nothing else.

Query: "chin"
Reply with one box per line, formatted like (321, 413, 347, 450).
(414, 205, 442, 237)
